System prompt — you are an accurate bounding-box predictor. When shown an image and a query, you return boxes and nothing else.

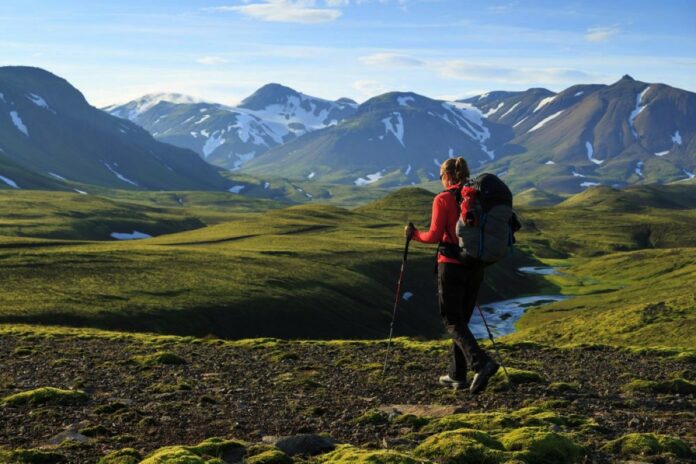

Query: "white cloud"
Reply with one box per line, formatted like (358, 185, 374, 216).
(196, 56, 228, 65)
(359, 52, 424, 67)
(324, 0, 350, 5)
(438, 60, 592, 85)
(210, 1, 343, 24)
(585, 26, 620, 43)
(352, 79, 388, 98)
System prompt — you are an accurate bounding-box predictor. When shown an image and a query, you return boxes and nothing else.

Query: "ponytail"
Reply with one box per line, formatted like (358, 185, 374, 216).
(440, 157, 470, 185)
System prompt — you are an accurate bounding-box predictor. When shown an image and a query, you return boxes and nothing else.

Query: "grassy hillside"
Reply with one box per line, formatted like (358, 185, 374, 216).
(507, 248, 696, 349)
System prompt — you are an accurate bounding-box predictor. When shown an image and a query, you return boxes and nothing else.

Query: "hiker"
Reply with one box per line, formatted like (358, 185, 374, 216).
(404, 158, 500, 393)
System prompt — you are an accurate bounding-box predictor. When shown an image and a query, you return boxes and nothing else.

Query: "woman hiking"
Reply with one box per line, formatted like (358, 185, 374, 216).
(405, 157, 499, 394)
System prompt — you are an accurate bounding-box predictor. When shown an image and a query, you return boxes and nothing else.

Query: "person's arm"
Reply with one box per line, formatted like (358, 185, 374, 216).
(412, 195, 446, 244)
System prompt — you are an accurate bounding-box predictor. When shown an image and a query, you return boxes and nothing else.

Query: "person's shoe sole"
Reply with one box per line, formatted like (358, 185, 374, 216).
(469, 361, 500, 394)
(439, 376, 466, 389)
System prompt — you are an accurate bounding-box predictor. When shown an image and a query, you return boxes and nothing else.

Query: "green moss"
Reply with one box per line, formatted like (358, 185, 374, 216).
(415, 428, 506, 463)
(245, 449, 292, 464)
(318, 445, 424, 463)
(0, 448, 65, 463)
(674, 351, 696, 363)
(547, 382, 579, 394)
(132, 351, 186, 366)
(186, 437, 246, 458)
(491, 368, 546, 391)
(1, 387, 88, 406)
(94, 403, 128, 415)
(392, 414, 430, 429)
(139, 447, 205, 464)
(601, 433, 693, 458)
(79, 425, 111, 437)
(97, 448, 142, 464)
(422, 412, 519, 433)
(141, 438, 247, 464)
(352, 409, 389, 425)
(500, 427, 583, 464)
(624, 378, 696, 395)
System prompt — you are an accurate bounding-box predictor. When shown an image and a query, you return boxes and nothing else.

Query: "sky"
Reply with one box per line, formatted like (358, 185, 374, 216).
(1, 0, 695, 107)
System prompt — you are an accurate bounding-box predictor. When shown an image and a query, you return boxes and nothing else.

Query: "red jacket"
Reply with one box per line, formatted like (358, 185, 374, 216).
(412, 187, 462, 265)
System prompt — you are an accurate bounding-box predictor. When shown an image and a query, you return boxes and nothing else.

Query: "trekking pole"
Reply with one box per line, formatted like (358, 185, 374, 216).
(381, 237, 411, 378)
(476, 301, 516, 391)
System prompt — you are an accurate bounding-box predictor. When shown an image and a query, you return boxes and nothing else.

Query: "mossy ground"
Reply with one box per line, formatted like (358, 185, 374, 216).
(1, 328, 693, 463)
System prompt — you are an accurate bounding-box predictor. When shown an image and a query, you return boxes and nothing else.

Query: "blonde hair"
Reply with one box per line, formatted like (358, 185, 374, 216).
(440, 157, 470, 185)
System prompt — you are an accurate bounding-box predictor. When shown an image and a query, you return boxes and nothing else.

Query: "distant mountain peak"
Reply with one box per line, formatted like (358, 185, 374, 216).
(621, 74, 635, 81)
(239, 83, 301, 110)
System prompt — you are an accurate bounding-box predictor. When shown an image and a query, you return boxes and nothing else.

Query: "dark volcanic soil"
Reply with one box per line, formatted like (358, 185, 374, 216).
(0, 331, 694, 463)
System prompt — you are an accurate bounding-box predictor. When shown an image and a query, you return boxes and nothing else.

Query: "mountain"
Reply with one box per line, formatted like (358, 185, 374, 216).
(104, 83, 358, 171)
(466, 76, 696, 193)
(240, 91, 513, 186)
(0, 67, 231, 191)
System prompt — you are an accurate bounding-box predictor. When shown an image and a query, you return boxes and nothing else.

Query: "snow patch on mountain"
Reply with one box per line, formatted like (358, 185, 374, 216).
(0, 93, 5, 103)
(195, 115, 210, 125)
(574, 91, 584, 97)
(10, 111, 29, 136)
(202, 133, 225, 158)
(513, 116, 528, 128)
(48, 172, 67, 181)
(74, 189, 87, 195)
(499, 101, 520, 119)
(635, 161, 644, 177)
(307, 172, 315, 179)
(404, 164, 411, 176)
(655, 150, 670, 157)
(672, 131, 682, 145)
(382, 112, 405, 147)
(26, 93, 55, 113)
(264, 182, 270, 189)
(545, 160, 555, 165)
(355, 171, 384, 186)
(533, 96, 556, 113)
(580, 181, 600, 188)
(397, 96, 415, 107)
(443, 102, 494, 159)
(111, 231, 151, 240)
(528, 110, 564, 132)
(0, 175, 19, 189)
(103, 162, 138, 186)
(585, 141, 605, 165)
(683, 169, 695, 180)
(484, 102, 504, 117)
(629, 86, 651, 139)
(231, 151, 256, 171)
(228, 185, 246, 194)
(572, 171, 586, 178)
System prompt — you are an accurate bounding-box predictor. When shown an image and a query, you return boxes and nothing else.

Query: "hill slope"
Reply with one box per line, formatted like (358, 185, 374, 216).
(0, 66, 230, 191)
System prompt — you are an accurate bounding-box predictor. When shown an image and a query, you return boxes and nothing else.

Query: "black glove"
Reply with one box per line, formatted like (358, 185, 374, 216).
(404, 222, 415, 241)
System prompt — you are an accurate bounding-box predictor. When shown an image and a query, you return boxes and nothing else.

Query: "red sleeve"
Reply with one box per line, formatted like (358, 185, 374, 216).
(413, 194, 447, 244)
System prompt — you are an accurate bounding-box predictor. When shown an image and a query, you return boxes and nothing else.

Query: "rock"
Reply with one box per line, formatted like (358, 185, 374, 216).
(628, 417, 640, 428)
(263, 433, 336, 456)
(48, 430, 89, 445)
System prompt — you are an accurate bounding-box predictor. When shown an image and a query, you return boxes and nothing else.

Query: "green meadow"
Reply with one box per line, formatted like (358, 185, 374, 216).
(0, 183, 694, 348)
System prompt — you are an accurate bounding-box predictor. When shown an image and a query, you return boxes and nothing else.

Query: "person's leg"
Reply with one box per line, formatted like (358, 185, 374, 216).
(450, 263, 491, 373)
(438, 263, 468, 382)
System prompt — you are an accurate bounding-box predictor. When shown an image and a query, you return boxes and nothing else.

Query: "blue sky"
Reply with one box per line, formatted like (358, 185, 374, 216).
(1, 0, 694, 106)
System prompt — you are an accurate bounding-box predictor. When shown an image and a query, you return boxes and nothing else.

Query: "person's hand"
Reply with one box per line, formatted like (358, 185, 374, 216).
(404, 222, 415, 241)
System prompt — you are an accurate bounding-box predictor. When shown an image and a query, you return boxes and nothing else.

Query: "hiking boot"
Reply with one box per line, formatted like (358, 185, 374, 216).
(438, 374, 466, 389)
(469, 360, 500, 394)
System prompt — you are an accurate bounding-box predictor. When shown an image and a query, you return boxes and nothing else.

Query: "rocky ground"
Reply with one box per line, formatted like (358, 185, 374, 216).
(0, 328, 694, 463)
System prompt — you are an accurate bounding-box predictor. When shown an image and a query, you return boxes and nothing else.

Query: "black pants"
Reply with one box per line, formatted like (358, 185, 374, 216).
(438, 262, 490, 379)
